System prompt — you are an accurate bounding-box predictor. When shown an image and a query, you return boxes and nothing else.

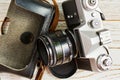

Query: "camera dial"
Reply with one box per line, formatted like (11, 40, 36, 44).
(83, 0, 98, 10)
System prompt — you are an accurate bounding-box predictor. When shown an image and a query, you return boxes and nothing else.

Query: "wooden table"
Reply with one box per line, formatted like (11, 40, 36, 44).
(0, 0, 120, 80)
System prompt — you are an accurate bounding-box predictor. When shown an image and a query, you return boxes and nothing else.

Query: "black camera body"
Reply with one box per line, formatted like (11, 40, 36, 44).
(37, 0, 112, 78)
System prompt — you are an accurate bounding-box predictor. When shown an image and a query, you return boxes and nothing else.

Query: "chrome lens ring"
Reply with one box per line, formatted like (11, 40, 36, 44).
(54, 31, 73, 64)
(37, 36, 54, 66)
(46, 32, 64, 66)
(37, 30, 76, 67)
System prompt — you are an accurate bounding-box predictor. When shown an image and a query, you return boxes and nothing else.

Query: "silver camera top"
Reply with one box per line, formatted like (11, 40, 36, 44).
(73, 0, 112, 71)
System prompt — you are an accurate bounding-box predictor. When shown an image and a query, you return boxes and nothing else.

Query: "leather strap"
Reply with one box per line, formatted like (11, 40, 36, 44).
(1, 17, 10, 35)
(36, 0, 59, 80)
(49, 0, 59, 31)
(35, 62, 46, 80)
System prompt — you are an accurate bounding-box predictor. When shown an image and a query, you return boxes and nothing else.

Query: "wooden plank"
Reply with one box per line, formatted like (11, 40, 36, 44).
(0, 0, 11, 3)
(0, 73, 30, 80)
(0, 0, 11, 19)
(99, 0, 120, 20)
(0, 0, 120, 21)
(0, 0, 120, 80)
(0, 0, 11, 27)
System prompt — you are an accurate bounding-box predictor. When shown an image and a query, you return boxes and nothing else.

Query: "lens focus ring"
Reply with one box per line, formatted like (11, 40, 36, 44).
(37, 30, 76, 67)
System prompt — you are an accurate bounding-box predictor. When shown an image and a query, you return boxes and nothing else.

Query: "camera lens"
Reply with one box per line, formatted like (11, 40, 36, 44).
(37, 30, 77, 67)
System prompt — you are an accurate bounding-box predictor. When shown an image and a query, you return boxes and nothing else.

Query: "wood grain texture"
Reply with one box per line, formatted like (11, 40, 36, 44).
(0, 0, 120, 21)
(0, 0, 120, 80)
(0, 0, 11, 21)
(99, 0, 120, 20)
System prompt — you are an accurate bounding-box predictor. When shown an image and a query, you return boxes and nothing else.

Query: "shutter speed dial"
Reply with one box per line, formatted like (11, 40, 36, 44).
(83, 0, 98, 10)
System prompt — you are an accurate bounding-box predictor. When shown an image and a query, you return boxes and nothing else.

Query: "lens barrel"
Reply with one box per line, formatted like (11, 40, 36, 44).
(37, 30, 77, 67)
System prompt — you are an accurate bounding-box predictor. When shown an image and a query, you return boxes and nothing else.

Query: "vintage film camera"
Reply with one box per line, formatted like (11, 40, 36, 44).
(0, 0, 112, 79)
(37, 0, 113, 78)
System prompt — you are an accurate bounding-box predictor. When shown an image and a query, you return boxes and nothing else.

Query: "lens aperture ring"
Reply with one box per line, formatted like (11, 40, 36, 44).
(56, 31, 73, 63)
(47, 32, 64, 66)
(37, 30, 76, 67)
(38, 36, 54, 66)
(43, 35, 57, 66)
